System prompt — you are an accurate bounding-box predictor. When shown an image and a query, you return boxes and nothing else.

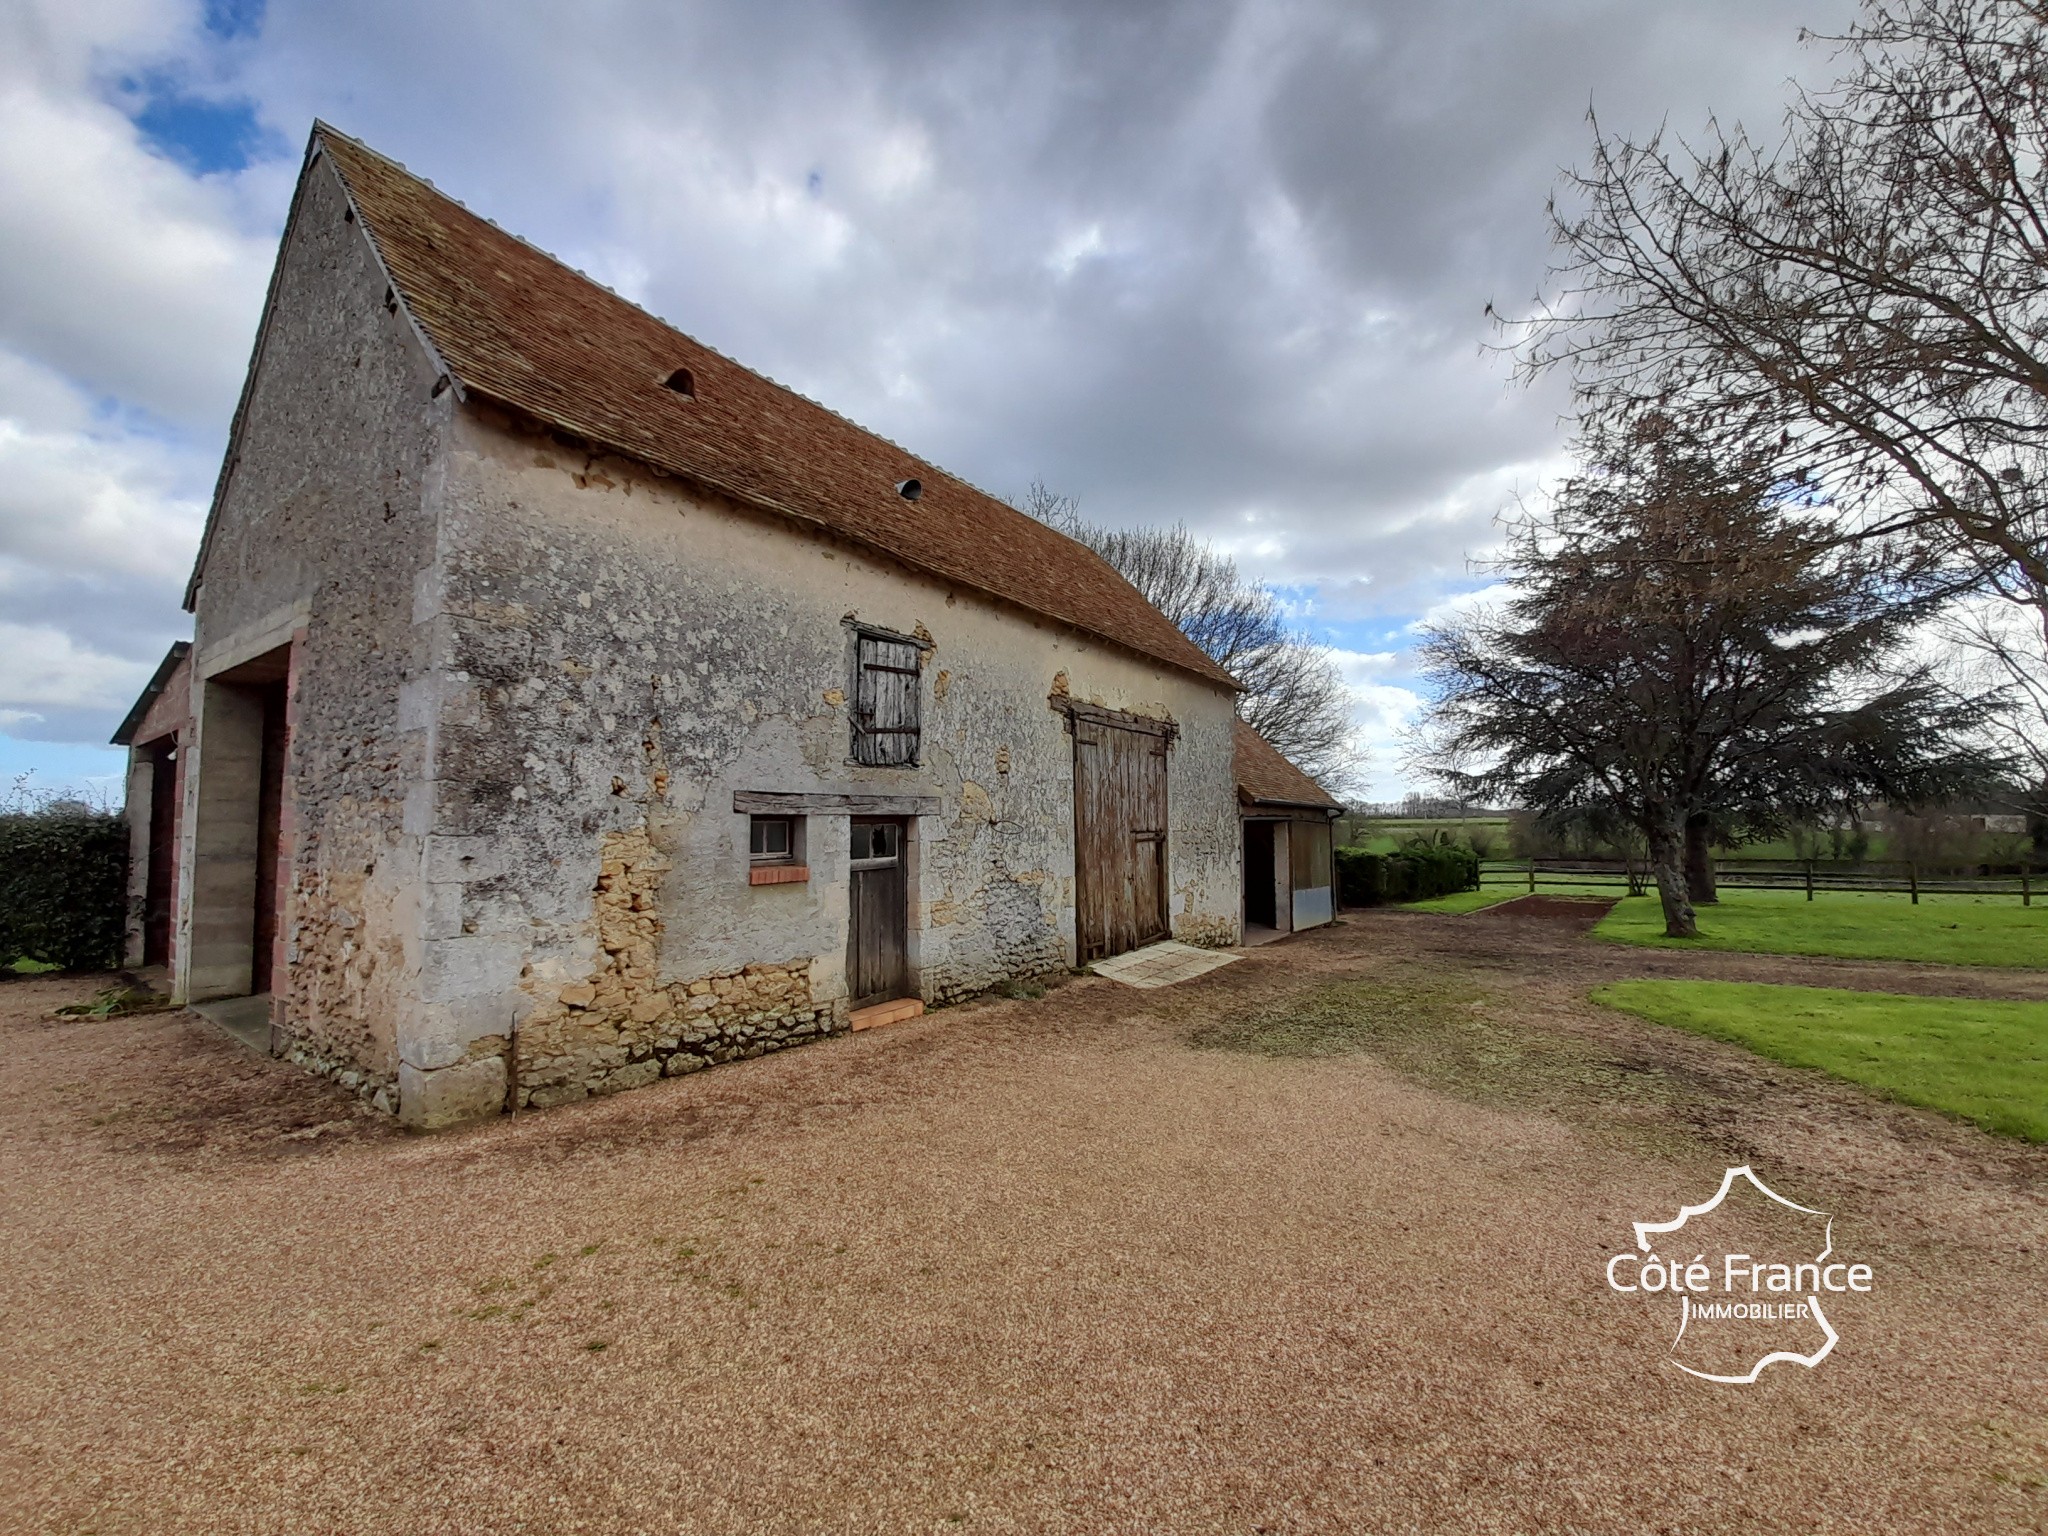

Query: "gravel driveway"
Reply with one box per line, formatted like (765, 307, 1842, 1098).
(2, 911, 2043, 1534)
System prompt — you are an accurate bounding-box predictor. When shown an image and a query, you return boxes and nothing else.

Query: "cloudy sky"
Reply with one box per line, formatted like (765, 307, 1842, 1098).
(0, 0, 1861, 802)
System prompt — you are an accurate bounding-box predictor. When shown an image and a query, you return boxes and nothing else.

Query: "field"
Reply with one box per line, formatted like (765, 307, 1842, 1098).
(1592, 887, 2048, 968)
(1341, 816, 1509, 856)
(1721, 833, 1891, 861)
(1594, 980, 2048, 1142)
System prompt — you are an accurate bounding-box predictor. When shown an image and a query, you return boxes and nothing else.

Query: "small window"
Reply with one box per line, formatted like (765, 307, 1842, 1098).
(749, 816, 795, 862)
(849, 822, 900, 863)
(852, 630, 922, 766)
(663, 367, 695, 397)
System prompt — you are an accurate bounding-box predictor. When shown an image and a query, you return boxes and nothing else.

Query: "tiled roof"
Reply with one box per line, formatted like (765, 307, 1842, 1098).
(310, 126, 1235, 690)
(1233, 719, 1340, 809)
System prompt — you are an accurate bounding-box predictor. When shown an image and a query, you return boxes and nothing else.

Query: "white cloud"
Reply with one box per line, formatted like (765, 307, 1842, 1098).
(0, 0, 1869, 769)
(0, 2, 276, 428)
(1048, 223, 1108, 280)
(0, 621, 150, 710)
(1407, 582, 1515, 635)
(0, 349, 206, 737)
(1323, 647, 1428, 800)
(1330, 648, 1400, 680)
(0, 5, 258, 748)
(0, 396, 209, 583)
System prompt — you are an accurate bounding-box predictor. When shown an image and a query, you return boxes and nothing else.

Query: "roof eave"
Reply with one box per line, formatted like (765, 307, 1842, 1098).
(1239, 790, 1342, 814)
(111, 641, 193, 747)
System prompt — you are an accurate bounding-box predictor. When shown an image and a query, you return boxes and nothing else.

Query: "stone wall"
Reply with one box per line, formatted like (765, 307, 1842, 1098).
(395, 403, 1242, 1122)
(1171, 912, 1241, 950)
(280, 1035, 400, 1116)
(918, 861, 1069, 1006)
(511, 829, 846, 1107)
(180, 149, 449, 1097)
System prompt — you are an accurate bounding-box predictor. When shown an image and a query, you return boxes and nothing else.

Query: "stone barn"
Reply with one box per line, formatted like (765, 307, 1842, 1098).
(118, 123, 1243, 1128)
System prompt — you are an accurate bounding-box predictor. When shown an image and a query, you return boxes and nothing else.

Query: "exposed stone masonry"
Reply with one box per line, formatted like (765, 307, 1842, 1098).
(1172, 914, 1241, 950)
(513, 830, 846, 1107)
(282, 1037, 398, 1116)
(919, 865, 1067, 1005)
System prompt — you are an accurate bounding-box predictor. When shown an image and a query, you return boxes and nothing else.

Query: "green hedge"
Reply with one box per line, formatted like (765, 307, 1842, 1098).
(0, 810, 129, 972)
(1335, 843, 1479, 907)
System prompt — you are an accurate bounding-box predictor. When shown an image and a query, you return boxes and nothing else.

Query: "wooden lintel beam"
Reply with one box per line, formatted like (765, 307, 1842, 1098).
(733, 791, 941, 816)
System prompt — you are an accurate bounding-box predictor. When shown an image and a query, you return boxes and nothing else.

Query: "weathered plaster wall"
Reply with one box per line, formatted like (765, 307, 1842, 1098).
(411, 405, 1239, 1114)
(182, 152, 450, 1103)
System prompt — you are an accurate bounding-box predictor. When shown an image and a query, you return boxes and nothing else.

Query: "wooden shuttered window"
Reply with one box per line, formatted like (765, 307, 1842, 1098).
(852, 631, 922, 766)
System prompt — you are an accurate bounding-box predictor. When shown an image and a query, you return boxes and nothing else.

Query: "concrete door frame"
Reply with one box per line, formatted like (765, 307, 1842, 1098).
(177, 642, 293, 1006)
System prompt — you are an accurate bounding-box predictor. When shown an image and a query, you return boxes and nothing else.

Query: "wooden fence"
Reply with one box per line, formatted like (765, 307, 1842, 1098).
(1481, 857, 2044, 905)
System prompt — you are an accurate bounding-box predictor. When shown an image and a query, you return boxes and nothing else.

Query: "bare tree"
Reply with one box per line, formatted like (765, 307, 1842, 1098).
(1511, 0, 2048, 777)
(1018, 482, 1363, 791)
(1417, 426, 1999, 936)
(1936, 596, 2048, 820)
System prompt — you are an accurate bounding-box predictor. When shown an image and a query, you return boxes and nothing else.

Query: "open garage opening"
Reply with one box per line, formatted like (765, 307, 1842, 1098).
(185, 644, 293, 1014)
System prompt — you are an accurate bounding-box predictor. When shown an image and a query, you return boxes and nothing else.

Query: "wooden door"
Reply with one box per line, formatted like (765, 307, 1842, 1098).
(1072, 712, 1171, 963)
(847, 818, 909, 1006)
(250, 680, 289, 995)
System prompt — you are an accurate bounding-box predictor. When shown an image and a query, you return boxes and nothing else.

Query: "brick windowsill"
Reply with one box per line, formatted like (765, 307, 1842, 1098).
(750, 863, 809, 886)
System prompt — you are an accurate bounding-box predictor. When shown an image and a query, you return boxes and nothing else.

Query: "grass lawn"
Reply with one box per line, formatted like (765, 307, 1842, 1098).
(1402, 888, 1518, 913)
(1593, 887, 2048, 968)
(1593, 979, 2048, 1142)
(1401, 883, 1612, 913)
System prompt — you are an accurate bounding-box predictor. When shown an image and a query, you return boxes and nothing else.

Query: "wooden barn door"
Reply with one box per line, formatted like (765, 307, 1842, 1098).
(847, 818, 909, 1006)
(1072, 710, 1171, 963)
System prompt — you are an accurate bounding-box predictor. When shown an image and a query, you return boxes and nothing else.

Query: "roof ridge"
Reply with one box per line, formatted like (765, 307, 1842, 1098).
(310, 122, 1032, 518)
(307, 124, 1236, 689)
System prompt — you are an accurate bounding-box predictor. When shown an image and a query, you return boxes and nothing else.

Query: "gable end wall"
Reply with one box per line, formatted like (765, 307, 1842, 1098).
(181, 153, 451, 1102)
